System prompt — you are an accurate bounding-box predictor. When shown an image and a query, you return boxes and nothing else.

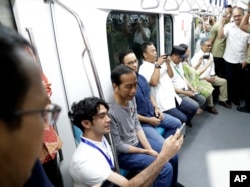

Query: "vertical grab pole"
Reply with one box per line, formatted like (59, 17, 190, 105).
(25, 27, 64, 161)
(44, 0, 121, 173)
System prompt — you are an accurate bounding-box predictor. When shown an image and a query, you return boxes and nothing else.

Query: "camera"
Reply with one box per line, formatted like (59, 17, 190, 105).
(203, 53, 210, 59)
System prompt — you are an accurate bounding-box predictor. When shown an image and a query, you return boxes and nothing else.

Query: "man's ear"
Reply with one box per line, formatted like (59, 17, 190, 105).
(112, 83, 118, 91)
(81, 120, 91, 130)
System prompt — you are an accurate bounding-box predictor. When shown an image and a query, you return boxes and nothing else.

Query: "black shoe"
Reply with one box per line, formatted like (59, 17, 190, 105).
(232, 100, 240, 106)
(186, 121, 192, 128)
(237, 106, 250, 113)
(218, 101, 232, 108)
(173, 182, 185, 187)
(206, 106, 218, 115)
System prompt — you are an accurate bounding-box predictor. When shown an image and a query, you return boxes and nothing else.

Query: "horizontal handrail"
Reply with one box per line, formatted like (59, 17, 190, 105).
(141, 0, 160, 9)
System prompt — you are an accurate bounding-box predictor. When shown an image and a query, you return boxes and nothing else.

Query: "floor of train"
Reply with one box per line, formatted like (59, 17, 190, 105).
(178, 101, 250, 187)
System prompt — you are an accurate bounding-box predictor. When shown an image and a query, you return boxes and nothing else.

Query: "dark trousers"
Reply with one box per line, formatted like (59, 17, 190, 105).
(224, 61, 244, 102)
(214, 57, 226, 78)
(243, 64, 250, 109)
(43, 157, 64, 187)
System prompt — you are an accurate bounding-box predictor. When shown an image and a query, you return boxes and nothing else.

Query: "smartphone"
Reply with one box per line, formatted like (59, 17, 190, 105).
(179, 123, 186, 136)
(203, 52, 210, 59)
(163, 53, 169, 59)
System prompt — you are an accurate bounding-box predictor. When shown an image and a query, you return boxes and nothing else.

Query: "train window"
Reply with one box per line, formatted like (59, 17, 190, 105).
(106, 12, 159, 70)
(164, 15, 173, 54)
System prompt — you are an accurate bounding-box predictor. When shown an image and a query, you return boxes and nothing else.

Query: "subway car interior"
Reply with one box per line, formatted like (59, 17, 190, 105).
(1, 0, 250, 186)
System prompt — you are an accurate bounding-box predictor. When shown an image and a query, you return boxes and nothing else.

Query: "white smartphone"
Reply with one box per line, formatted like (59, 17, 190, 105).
(179, 123, 186, 136)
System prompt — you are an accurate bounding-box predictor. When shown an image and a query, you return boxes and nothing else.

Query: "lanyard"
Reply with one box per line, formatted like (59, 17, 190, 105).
(81, 137, 115, 169)
(171, 62, 184, 80)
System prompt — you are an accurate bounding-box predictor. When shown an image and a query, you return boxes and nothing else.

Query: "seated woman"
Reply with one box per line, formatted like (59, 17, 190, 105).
(179, 43, 214, 114)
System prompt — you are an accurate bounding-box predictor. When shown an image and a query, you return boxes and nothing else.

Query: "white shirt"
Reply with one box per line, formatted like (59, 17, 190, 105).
(223, 22, 250, 64)
(170, 61, 188, 90)
(191, 50, 215, 79)
(69, 137, 114, 187)
(139, 60, 182, 111)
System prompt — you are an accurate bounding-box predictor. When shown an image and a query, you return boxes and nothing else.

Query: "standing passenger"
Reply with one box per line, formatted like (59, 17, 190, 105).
(210, 5, 232, 77)
(68, 96, 183, 187)
(218, 7, 250, 106)
(237, 3, 250, 113)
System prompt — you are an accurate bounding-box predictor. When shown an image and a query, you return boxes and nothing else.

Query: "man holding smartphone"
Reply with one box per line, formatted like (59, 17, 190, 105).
(191, 37, 231, 115)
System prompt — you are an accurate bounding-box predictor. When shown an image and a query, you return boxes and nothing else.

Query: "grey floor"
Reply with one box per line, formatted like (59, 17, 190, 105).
(178, 102, 250, 187)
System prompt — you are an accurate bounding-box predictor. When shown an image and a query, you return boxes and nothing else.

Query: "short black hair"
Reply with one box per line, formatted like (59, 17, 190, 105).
(111, 64, 135, 87)
(118, 49, 134, 64)
(68, 97, 109, 133)
(0, 25, 33, 125)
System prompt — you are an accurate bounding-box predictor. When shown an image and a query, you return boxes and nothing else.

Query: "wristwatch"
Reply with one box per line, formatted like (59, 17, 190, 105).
(155, 64, 161, 68)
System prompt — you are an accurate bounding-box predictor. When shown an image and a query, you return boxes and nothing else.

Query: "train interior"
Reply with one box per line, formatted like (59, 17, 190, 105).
(1, 0, 250, 186)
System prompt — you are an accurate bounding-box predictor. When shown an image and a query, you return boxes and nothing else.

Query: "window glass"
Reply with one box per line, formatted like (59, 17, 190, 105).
(106, 12, 162, 70)
(164, 15, 173, 55)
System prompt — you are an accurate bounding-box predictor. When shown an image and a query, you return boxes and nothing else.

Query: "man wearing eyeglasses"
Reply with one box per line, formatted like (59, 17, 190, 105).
(191, 37, 231, 115)
(0, 24, 61, 187)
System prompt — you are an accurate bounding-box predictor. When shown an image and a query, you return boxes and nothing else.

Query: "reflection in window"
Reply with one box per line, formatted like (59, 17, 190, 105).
(164, 15, 173, 55)
(106, 12, 162, 70)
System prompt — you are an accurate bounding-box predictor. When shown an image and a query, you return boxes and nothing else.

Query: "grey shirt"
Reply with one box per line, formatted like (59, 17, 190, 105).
(108, 98, 142, 153)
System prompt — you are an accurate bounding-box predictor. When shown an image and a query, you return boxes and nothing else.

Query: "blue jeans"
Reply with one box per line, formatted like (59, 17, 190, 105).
(142, 113, 182, 139)
(118, 139, 178, 187)
(164, 97, 198, 123)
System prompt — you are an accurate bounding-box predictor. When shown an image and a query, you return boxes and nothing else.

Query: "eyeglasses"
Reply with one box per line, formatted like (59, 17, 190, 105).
(14, 104, 61, 125)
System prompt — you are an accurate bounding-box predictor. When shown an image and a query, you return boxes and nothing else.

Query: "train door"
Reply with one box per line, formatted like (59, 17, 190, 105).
(106, 12, 174, 70)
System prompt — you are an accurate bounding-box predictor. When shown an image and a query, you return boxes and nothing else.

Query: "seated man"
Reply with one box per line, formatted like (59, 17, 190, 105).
(191, 37, 231, 115)
(169, 46, 206, 110)
(108, 65, 184, 187)
(139, 42, 198, 127)
(68, 96, 183, 187)
(119, 49, 182, 139)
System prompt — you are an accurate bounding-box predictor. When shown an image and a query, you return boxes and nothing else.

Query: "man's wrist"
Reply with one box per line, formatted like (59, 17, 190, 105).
(155, 64, 161, 68)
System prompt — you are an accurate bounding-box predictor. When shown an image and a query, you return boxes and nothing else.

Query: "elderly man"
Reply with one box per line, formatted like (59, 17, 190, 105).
(191, 37, 231, 115)
(218, 7, 250, 106)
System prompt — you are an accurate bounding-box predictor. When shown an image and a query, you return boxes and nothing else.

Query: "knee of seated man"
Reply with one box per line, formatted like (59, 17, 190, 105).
(159, 162, 174, 178)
